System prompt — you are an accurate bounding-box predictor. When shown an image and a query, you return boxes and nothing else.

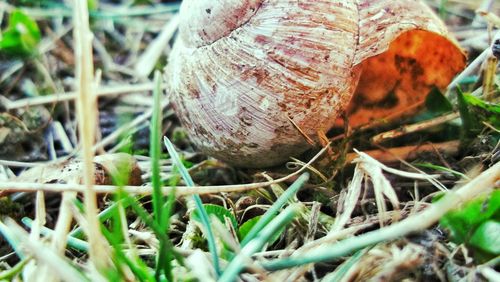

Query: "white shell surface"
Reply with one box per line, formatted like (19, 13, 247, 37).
(166, 0, 465, 167)
(179, 0, 263, 48)
(167, 0, 359, 167)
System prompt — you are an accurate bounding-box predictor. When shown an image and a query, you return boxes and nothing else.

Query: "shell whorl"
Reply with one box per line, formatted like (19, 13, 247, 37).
(166, 0, 465, 167)
(179, 0, 263, 48)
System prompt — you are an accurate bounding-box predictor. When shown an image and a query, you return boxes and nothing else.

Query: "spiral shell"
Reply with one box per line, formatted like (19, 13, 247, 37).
(165, 0, 465, 167)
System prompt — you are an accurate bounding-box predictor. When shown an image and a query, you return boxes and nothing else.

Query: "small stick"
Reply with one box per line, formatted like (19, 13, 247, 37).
(357, 102, 424, 131)
(5, 83, 157, 110)
(52, 121, 74, 153)
(0, 2, 180, 19)
(371, 112, 460, 143)
(460, 32, 489, 49)
(344, 141, 460, 164)
(288, 115, 315, 146)
(0, 166, 9, 182)
(0, 160, 44, 168)
(0, 143, 330, 196)
(0, 179, 297, 196)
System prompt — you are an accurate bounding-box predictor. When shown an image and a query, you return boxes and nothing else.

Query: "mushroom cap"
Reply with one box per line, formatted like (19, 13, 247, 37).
(165, 0, 465, 168)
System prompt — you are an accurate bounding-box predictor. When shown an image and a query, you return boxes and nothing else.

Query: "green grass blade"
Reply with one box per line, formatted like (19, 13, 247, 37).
(150, 71, 172, 280)
(76, 185, 184, 274)
(219, 204, 300, 282)
(439, 0, 448, 19)
(100, 225, 155, 282)
(262, 231, 379, 271)
(122, 194, 175, 281)
(69, 197, 135, 239)
(21, 217, 89, 251)
(414, 163, 469, 180)
(321, 248, 368, 282)
(158, 187, 177, 281)
(240, 173, 309, 246)
(115, 189, 185, 267)
(163, 136, 221, 276)
(0, 257, 30, 280)
(151, 70, 163, 225)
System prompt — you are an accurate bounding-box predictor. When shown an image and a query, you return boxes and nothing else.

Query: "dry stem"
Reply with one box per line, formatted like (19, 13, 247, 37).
(73, 0, 107, 269)
(5, 83, 156, 110)
(0, 144, 329, 196)
(345, 141, 460, 163)
(371, 113, 460, 143)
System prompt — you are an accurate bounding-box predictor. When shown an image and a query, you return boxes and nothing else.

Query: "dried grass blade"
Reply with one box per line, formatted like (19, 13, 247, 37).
(330, 167, 363, 233)
(262, 161, 500, 270)
(73, 0, 107, 268)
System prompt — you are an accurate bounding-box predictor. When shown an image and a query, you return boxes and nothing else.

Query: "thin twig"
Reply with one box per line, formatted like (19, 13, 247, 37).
(5, 83, 157, 110)
(0, 180, 290, 196)
(345, 141, 460, 163)
(356, 101, 425, 131)
(288, 115, 315, 146)
(371, 112, 460, 143)
(0, 144, 330, 195)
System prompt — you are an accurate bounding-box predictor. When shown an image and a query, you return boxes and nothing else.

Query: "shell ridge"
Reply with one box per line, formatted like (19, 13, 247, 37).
(350, 0, 362, 71)
(185, 0, 267, 49)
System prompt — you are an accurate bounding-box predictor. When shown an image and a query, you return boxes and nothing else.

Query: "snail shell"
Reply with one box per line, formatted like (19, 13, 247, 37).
(165, 0, 465, 168)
